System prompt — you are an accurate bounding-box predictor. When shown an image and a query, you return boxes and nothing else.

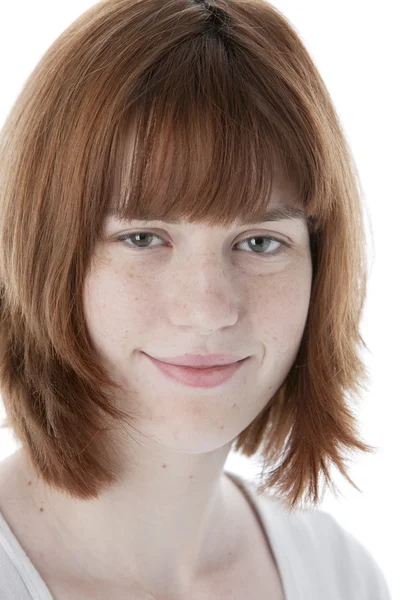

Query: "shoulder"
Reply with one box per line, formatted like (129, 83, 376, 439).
(0, 501, 33, 599)
(260, 491, 391, 599)
(312, 509, 391, 599)
(0, 452, 37, 598)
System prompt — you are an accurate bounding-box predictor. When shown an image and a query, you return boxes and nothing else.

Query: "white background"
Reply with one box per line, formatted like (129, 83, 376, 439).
(0, 1, 398, 597)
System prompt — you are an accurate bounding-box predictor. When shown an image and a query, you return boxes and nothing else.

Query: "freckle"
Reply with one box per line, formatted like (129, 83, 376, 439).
(219, 425, 224, 430)
(39, 508, 44, 512)
(232, 403, 238, 409)
(27, 481, 32, 486)
(189, 475, 193, 479)
(162, 464, 167, 469)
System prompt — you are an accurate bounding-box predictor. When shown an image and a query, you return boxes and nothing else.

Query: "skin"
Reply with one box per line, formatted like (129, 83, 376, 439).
(4, 180, 313, 598)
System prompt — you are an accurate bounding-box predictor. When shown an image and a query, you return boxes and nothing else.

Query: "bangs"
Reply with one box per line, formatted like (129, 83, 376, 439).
(106, 34, 320, 231)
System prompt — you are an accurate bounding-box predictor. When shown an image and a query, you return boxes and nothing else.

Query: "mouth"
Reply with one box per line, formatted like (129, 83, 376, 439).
(145, 353, 246, 369)
(143, 353, 249, 389)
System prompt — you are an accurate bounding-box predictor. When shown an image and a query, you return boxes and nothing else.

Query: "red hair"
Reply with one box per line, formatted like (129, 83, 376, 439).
(0, 0, 374, 512)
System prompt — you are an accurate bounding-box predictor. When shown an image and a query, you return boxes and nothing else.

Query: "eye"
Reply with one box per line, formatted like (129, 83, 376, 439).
(116, 231, 290, 257)
(117, 232, 164, 249)
(235, 235, 288, 256)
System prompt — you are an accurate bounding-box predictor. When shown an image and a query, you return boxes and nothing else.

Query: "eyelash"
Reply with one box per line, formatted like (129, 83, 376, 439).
(115, 231, 290, 257)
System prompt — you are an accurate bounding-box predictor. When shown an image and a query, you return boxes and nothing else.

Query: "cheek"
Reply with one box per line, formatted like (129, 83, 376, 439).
(247, 267, 312, 349)
(83, 255, 312, 358)
(82, 263, 156, 356)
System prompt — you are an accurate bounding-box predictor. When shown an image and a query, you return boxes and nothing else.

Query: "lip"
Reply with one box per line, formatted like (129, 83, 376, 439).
(144, 353, 249, 389)
(148, 353, 245, 368)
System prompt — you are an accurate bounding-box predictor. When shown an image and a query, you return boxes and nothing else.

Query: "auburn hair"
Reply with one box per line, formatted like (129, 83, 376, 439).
(0, 0, 375, 512)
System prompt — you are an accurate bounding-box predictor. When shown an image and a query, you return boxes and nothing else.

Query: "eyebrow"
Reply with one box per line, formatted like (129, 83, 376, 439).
(259, 207, 307, 224)
(112, 207, 307, 225)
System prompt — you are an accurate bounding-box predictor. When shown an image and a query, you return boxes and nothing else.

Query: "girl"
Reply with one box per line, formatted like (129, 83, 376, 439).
(0, 1, 391, 598)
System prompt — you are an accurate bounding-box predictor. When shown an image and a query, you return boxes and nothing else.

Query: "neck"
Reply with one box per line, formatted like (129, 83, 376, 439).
(14, 442, 242, 597)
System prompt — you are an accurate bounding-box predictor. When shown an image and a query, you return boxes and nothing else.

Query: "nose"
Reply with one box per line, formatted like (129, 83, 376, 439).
(168, 256, 240, 333)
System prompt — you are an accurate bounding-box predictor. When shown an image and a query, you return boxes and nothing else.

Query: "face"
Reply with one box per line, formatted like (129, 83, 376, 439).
(83, 185, 313, 454)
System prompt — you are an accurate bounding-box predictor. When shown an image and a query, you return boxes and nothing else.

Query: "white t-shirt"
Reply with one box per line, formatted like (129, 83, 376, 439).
(0, 469, 392, 599)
